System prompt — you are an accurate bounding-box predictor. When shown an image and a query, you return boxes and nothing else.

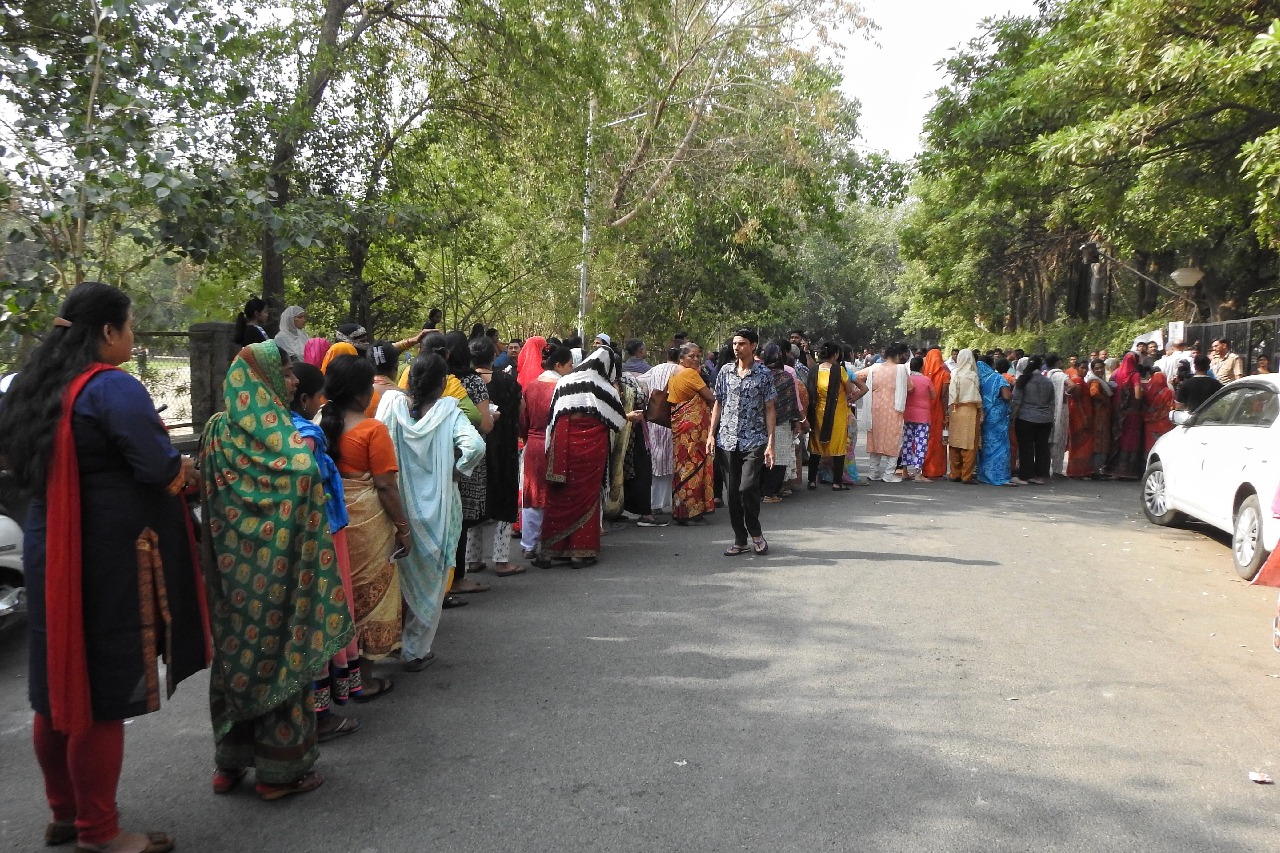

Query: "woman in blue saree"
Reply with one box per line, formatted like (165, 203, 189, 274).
(977, 358, 1015, 486)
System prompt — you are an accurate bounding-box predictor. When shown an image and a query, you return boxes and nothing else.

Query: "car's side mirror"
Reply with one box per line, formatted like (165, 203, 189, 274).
(1170, 410, 1192, 426)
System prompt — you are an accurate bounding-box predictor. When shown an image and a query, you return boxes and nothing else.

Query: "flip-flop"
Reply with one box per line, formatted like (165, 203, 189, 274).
(451, 581, 491, 594)
(493, 565, 526, 577)
(442, 595, 468, 608)
(255, 770, 325, 801)
(723, 544, 750, 556)
(752, 538, 769, 555)
(352, 676, 394, 703)
(316, 714, 362, 742)
(212, 767, 248, 794)
(403, 652, 437, 672)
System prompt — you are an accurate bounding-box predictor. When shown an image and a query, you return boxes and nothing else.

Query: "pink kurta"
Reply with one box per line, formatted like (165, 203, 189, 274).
(866, 362, 905, 456)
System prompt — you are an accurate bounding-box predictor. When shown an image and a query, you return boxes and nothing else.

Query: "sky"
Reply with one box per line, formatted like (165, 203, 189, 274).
(838, 0, 1040, 161)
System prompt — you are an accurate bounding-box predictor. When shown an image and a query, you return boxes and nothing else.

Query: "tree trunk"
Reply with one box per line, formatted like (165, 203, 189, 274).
(1088, 261, 1107, 322)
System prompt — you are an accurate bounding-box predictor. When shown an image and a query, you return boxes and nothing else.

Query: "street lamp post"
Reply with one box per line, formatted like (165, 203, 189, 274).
(1079, 242, 1204, 305)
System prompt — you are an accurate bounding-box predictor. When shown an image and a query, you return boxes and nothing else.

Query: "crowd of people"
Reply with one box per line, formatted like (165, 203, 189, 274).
(0, 283, 1265, 853)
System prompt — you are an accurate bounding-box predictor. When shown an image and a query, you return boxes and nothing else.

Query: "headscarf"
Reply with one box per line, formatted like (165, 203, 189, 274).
(1086, 363, 1113, 396)
(303, 337, 331, 368)
(977, 359, 1007, 408)
(290, 411, 348, 535)
(923, 348, 949, 398)
(335, 323, 368, 348)
(950, 349, 981, 405)
(548, 345, 626, 437)
(321, 341, 358, 373)
(517, 335, 547, 390)
(274, 306, 309, 362)
(1111, 351, 1140, 390)
(199, 341, 353, 734)
(1012, 357, 1030, 383)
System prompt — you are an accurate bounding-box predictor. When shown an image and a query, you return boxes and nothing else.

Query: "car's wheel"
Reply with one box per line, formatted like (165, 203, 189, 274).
(1233, 493, 1267, 581)
(1142, 461, 1182, 526)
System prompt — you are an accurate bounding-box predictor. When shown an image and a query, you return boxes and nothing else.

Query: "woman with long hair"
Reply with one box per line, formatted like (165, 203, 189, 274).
(381, 354, 485, 670)
(975, 357, 1014, 486)
(902, 355, 937, 482)
(806, 341, 859, 491)
(538, 346, 627, 567)
(519, 342, 574, 556)
(761, 342, 800, 501)
(466, 336, 525, 576)
(233, 297, 269, 346)
(669, 342, 717, 524)
(321, 354, 410, 696)
(1109, 351, 1145, 479)
(0, 282, 206, 852)
(1012, 356, 1054, 484)
(288, 363, 362, 742)
(444, 330, 493, 595)
(201, 342, 354, 800)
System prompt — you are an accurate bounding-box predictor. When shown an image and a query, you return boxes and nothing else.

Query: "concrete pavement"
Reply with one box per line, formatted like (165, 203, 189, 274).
(2, 476, 1279, 851)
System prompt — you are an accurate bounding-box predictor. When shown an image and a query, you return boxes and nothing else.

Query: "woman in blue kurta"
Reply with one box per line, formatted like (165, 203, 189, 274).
(976, 358, 1014, 486)
(0, 281, 205, 853)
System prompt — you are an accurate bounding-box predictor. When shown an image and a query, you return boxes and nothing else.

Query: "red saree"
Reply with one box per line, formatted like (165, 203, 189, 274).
(922, 350, 949, 479)
(542, 414, 609, 558)
(1065, 376, 1094, 478)
(1142, 373, 1175, 453)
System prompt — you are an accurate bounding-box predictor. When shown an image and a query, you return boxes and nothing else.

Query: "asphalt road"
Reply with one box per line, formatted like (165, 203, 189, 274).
(3, 475, 1280, 852)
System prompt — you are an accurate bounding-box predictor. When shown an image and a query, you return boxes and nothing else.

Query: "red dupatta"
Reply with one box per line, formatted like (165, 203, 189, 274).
(45, 363, 116, 734)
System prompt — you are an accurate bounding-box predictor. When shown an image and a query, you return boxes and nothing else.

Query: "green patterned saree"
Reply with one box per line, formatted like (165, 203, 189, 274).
(200, 342, 354, 767)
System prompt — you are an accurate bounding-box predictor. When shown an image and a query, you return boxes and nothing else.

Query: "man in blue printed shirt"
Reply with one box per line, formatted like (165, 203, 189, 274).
(707, 328, 776, 556)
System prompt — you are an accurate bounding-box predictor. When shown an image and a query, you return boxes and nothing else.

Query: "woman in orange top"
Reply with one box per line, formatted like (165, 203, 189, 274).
(1141, 371, 1176, 453)
(320, 354, 411, 701)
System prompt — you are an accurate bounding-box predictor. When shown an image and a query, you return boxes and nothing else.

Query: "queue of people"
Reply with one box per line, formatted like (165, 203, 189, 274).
(4, 281, 1268, 852)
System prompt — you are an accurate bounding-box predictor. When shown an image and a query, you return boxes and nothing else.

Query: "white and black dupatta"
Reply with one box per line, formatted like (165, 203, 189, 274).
(548, 345, 627, 435)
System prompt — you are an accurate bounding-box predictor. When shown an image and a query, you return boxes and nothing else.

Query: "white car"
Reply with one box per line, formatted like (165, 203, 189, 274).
(1142, 374, 1280, 579)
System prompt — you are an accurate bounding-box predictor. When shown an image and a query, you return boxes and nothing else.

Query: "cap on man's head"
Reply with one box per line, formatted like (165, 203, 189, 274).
(594, 333, 612, 346)
(733, 328, 759, 345)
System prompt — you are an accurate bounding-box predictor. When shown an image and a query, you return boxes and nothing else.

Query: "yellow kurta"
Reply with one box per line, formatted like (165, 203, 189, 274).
(808, 364, 850, 457)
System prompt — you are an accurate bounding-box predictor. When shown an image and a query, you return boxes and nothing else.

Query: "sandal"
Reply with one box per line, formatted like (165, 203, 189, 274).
(74, 831, 175, 853)
(752, 536, 769, 555)
(45, 821, 76, 846)
(762, 495, 783, 504)
(467, 562, 487, 573)
(832, 484, 849, 491)
(212, 767, 248, 794)
(352, 676, 394, 703)
(492, 564, 526, 577)
(442, 595, 468, 608)
(316, 714, 362, 742)
(723, 544, 750, 556)
(451, 580, 490, 594)
(255, 770, 325, 801)
(807, 482, 817, 491)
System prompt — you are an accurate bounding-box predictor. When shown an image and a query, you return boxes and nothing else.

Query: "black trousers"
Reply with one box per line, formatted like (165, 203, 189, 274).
(762, 464, 789, 497)
(807, 455, 839, 484)
(724, 447, 765, 546)
(1014, 418, 1052, 480)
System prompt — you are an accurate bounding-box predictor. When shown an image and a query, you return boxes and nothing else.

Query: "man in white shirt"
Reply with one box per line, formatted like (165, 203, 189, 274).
(1155, 340, 1192, 383)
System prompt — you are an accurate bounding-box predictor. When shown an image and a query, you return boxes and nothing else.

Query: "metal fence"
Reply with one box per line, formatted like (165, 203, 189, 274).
(131, 331, 193, 434)
(1184, 316, 1280, 374)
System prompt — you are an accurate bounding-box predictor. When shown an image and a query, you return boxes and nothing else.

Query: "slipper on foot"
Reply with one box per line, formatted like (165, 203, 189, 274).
(442, 595, 468, 608)
(723, 544, 750, 556)
(255, 771, 324, 802)
(403, 652, 437, 672)
(75, 831, 175, 853)
(352, 676, 394, 703)
(212, 767, 248, 795)
(752, 537, 769, 555)
(316, 715, 362, 742)
(493, 565, 526, 577)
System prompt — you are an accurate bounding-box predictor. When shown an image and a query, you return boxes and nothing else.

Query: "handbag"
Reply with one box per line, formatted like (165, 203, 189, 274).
(646, 389, 671, 428)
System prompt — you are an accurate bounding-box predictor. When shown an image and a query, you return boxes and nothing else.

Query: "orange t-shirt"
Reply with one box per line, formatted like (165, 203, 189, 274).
(336, 418, 397, 477)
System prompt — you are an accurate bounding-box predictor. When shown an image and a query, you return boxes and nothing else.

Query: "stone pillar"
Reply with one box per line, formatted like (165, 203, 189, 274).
(189, 322, 237, 433)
